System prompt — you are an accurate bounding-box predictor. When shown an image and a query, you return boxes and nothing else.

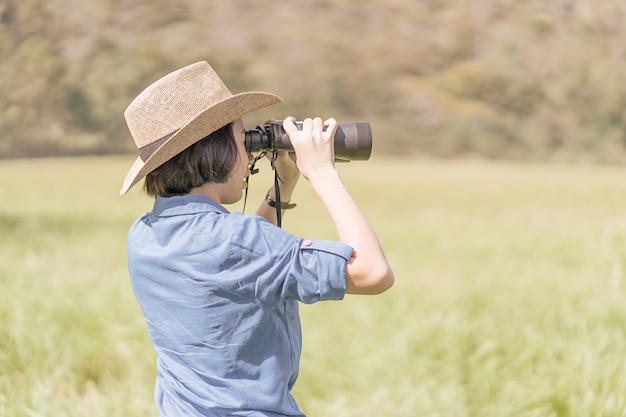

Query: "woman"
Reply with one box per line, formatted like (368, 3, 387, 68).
(121, 61, 394, 416)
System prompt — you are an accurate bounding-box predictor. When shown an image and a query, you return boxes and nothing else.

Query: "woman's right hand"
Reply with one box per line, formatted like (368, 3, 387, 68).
(282, 116, 339, 181)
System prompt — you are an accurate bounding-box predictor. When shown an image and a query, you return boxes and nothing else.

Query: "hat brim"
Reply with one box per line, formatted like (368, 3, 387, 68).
(120, 91, 282, 195)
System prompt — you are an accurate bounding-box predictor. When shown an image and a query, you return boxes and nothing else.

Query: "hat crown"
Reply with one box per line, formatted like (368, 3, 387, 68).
(120, 61, 282, 195)
(124, 62, 233, 149)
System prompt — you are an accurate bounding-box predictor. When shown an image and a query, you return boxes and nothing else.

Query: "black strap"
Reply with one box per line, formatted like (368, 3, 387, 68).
(269, 150, 284, 228)
(243, 151, 266, 215)
(243, 151, 286, 228)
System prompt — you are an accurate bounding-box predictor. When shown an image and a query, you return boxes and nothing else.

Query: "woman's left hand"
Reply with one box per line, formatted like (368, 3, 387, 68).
(272, 150, 300, 186)
(263, 119, 300, 186)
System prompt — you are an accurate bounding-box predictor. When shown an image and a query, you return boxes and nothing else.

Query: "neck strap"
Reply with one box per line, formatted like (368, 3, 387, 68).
(243, 151, 285, 228)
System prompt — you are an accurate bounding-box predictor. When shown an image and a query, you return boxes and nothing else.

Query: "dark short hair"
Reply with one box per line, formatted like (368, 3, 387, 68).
(144, 122, 239, 197)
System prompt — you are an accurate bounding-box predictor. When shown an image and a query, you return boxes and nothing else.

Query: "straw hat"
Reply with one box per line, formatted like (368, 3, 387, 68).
(120, 61, 282, 195)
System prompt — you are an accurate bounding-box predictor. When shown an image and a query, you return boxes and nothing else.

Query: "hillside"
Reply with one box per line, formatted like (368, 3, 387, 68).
(2, 0, 626, 161)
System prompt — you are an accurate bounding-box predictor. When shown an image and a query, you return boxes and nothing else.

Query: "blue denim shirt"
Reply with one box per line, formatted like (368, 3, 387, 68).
(127, 195, 353, 416)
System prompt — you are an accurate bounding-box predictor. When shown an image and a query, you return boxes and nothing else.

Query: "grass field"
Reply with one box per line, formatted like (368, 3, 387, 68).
(1, 155, 626, 417)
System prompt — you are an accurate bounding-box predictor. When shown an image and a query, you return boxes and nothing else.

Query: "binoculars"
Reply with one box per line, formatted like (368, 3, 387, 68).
(245, 121, 372, 161)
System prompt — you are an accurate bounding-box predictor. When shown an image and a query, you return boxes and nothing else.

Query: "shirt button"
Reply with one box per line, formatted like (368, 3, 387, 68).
(303, 240, 312, 246)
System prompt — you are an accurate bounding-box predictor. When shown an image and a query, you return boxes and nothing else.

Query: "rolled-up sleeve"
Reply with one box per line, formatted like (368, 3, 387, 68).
(294, 239, 353, 302)
(256, 236, 353, 305)
(230, 214, 353, 305)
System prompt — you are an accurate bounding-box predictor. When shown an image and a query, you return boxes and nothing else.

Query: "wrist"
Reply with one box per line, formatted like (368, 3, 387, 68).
(266, 181, 295, 205)
(265, 192, 297, 209)
(269, 177, 297, 201)
(307, 166, 341, 189)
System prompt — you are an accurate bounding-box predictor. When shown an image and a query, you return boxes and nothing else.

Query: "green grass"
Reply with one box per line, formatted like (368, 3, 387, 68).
(1, 156, 626, 416)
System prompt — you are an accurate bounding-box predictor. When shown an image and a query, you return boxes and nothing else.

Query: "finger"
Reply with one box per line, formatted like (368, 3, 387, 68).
(324, 117, 339, 137)
(312, 117, 324, 135)
(301, 117, 313, 131)
(275, 150, 297, 161)
(276, 150, 293, 161)
(282, 116, 298, 135)
(324, 117, 338, 129)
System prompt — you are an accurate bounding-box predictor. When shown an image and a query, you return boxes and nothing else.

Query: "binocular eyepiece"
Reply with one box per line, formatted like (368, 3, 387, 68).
(244, 121, 372, 161)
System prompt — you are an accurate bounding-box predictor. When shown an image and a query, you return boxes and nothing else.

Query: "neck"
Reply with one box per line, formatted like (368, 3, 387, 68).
(188, 183, 222, 203)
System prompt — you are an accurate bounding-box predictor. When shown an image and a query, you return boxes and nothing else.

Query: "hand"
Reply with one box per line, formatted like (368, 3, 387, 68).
(272, 150, 300, 186)
(282, 116, 339, 180)
(262, 118, 300, 186)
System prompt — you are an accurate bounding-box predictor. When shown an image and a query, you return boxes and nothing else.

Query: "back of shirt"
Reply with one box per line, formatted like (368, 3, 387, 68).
(126, 195, 352, 416)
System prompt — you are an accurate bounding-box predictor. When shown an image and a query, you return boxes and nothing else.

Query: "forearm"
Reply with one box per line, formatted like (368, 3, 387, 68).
(308, 168, 394, 294)
(255, 178, 298, 225)
(280, 116, 393, 293)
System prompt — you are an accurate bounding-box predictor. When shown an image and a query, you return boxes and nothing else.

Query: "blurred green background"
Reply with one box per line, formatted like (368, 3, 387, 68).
(2, 0, 626, 161)
(3, 156, 626, 416)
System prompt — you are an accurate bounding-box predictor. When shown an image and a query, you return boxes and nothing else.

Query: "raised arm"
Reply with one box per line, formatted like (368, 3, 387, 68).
(255, 150, 300, 225)
(283, 116, 394, 295)
(253, 117, 301, 225)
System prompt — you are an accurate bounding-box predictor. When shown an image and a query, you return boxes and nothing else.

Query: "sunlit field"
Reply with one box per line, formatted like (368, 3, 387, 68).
(2, 155, 626, 417)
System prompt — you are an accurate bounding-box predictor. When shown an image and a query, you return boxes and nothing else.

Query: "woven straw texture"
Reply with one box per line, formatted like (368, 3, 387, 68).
(120, 61, 282, 195)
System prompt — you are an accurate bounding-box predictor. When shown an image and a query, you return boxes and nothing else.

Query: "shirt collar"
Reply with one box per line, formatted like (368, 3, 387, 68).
(152, 194, 230, 217)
